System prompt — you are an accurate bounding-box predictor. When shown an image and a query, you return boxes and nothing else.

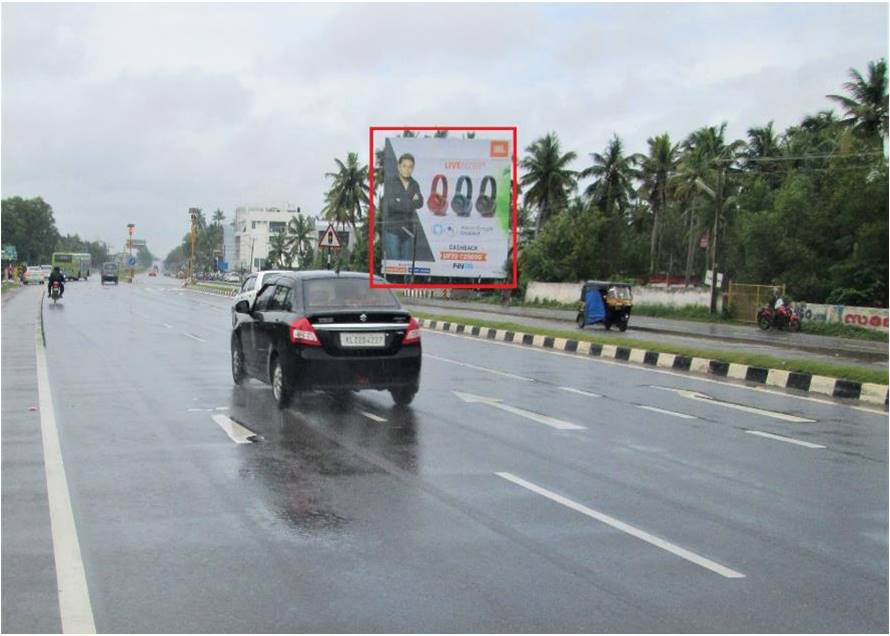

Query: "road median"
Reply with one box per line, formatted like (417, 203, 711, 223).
(413, 311, 889, 406)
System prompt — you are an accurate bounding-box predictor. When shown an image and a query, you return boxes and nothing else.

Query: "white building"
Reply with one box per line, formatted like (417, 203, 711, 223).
(233, 203, 300, 272)
(232, 203, 357, 272)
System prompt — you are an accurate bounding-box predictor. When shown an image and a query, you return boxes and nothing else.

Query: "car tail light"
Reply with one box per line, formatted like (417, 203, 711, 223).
(402, 317, 421, 345)
(290, 317, 321, 346)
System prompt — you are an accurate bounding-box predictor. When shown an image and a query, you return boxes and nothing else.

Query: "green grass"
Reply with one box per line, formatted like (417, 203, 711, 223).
(1, 281, 20, 294)
(799, 321, 888, 342)
(413, 310, 888, 386)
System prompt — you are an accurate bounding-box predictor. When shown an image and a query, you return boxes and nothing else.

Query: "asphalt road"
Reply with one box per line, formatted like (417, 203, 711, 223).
(2, 275, 887, 632)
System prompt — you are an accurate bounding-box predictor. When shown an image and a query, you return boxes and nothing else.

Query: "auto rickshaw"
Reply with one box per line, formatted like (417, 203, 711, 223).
(576, 280, 634, 331)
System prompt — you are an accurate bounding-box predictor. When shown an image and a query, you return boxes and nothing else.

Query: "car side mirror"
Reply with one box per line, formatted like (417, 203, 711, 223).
(235, 300, 251, 314)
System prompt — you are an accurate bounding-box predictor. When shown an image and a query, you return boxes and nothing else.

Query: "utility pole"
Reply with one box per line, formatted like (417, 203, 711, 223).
(127, 224, 135, 283)
(708, 168, 725, 314)
(188, 207, 199, 283)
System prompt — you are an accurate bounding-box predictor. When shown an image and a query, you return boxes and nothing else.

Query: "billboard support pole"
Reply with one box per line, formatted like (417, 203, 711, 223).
(410, 216, 418, 285)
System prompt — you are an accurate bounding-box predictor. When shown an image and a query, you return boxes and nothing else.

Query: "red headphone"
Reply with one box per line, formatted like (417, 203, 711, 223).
(427, 174, 448, 216)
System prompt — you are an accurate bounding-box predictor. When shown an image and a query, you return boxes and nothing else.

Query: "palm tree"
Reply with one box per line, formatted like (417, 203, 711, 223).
(323, 152, 369, 235)
(581, 135, 639, 219)
(434, 130, 448, 138)
(679, 124, 744, 311)
(519, 132, 578, 236)
(285, 213, 315, 268)
(637, 133, 679, 273)
(827, 59, 888, 146)
(267, 232, 289, 268)
(212, 209, 225, 226)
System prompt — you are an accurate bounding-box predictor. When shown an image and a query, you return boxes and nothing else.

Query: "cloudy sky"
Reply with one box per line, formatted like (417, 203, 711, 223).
(2, 2, 887, 256)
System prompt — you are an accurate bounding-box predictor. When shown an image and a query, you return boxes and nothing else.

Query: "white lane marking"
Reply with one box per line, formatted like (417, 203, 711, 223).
(425, 330, 886, 416)
(187, 408, 212, 412)
(359, 410, 387, 423)
(745, 430, 826, 449)
(651, 387, 815, 423)
(559, 386, 602, 398)
(496, 472, 745, 579)
(162, 323, 173, 329)
(211, 414, 256, 444)
(183, 332, 206, 343)
(214, 406, 229, 411)
(636, 405, 697, 420)
(426, 353, 535, 382)
(34, 299, 97, 632)
(453, 391, 584, 430)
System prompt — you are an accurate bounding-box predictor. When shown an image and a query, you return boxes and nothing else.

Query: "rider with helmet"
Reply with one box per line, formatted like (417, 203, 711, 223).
(47, 266, 65, 298)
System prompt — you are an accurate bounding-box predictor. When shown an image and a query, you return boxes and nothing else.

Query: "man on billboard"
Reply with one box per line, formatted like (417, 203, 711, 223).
(383, 152, 423, 260)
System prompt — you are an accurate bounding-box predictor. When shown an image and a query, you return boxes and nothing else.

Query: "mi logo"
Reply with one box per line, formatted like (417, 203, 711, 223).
(490, 140, 509, 158)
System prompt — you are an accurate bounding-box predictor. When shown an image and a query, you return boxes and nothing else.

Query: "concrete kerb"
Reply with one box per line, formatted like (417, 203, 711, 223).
(417, 317, 889, 407)
(183, 282, 238, 297)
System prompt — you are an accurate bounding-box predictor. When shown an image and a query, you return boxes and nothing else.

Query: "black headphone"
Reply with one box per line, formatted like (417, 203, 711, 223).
(451, 176, 473, 217)
(476, 176, 497, 217)
(427, 174, 448, 216)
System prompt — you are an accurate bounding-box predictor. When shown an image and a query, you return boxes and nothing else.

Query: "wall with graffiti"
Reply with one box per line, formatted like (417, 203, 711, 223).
(794, 303, 889, 333)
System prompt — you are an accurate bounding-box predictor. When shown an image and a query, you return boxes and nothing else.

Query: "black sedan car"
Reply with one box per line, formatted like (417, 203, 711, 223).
(231, 270, 421, 408)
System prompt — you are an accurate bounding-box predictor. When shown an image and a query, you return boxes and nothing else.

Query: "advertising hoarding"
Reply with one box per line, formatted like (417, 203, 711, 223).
(377, 134, 514, 282)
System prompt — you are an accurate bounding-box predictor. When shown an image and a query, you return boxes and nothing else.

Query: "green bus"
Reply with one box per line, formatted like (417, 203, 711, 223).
(52, 252, 92, 280)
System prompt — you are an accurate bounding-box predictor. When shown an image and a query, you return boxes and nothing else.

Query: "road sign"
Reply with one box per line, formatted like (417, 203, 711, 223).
(127, 255, 137, 267)
(318, 223, 342, 249)
(2, 245, 17, 260)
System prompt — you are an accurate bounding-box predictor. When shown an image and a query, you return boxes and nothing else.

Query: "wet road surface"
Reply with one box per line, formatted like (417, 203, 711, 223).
(3, 275, 888, 632)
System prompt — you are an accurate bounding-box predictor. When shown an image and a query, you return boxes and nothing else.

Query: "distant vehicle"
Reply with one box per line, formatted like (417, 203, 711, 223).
(52, 252, 92, 280)
(148, 265, 158, 277)
(231, 270, 421, 408)
(23, 266, 46, 285)
(49, 280, 62, 304)
(224, 272, 241, 283)
(101, 262, 119, 285)
(757, 303, 801, 332)
(576, 280, 633, 331)
(231, 270, 288, 327)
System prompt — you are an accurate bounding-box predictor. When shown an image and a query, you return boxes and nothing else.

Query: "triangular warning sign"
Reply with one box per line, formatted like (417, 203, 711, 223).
(319, 223, 341, 248)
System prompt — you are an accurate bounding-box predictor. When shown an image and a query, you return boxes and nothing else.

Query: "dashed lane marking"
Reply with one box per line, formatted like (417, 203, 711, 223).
(559, 386, 602, 398)
(496, 472, 745, 579)
(745, 430, 826, 449)
(211, 414, 257, 444)
(636, 405, 697, 420)
(183, 332, 206, 343)
(426, 353, 535, 382)
(359, 410, 388, 423)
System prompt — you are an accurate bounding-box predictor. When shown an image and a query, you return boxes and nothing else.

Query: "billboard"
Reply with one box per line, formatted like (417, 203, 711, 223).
(378, 135, 514, 281)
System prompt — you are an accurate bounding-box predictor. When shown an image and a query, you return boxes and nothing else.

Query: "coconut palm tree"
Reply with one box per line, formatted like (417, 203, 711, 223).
(267, 231, 289, 268)
(581, 134, 639, 219)
(285, 213, 315, 268)
(519, 132, 578, 236)
(827, 59, 888, 146)
(679, 124, 744, 311)
(212, 209, 225, 226)
(323, 152, 369, 235)
(637, 133, 679, 273)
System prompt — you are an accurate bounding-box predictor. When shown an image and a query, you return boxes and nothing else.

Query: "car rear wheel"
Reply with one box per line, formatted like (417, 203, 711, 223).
(576, 313, 585, 329)
(231, 336, 246, 385)
(390, 386, 418, 407)
(271, 356, 292, 409)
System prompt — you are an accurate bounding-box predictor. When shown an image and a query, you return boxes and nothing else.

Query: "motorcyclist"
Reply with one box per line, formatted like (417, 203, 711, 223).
(47, 266, 65, 298)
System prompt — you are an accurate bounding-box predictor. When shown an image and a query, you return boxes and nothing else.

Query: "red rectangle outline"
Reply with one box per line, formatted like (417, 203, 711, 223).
(368, 126, 518, 289)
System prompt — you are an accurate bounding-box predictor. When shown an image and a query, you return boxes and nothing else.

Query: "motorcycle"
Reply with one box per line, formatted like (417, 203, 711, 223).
(757, 303, 800, 332)
(49, 281, 62, 304)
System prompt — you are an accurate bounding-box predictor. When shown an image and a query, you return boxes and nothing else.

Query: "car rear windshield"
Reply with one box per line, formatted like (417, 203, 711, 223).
(103, 263, 118, 272)
(303, 278, 400, 310)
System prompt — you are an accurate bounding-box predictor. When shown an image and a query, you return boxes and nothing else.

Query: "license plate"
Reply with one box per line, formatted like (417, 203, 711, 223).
(340, 332, 385, 348)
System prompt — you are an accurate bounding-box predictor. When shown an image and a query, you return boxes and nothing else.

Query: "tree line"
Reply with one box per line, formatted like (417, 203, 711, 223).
(1, 196, 156, 269)
(518, 59, 888, 307)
